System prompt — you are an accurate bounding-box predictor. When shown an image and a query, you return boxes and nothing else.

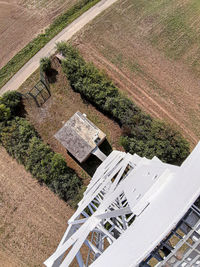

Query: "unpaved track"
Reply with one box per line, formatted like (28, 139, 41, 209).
(0, 0, 118, 95)
(0, 146, 74, 266)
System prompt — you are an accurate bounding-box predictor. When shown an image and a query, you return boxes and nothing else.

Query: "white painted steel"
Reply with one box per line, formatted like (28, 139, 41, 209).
(44, 142, 200, 267)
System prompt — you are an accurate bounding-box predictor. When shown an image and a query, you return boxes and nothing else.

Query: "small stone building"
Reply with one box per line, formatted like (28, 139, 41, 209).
(54, 111, 106, 163)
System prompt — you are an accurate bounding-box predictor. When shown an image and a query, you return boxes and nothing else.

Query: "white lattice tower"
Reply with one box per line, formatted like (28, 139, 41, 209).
(44, 142, 200, 267)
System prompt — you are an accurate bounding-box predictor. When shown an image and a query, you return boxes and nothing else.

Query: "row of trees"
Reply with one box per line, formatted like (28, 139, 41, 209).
(0, 91, 82, 203)
(57, 42, 190, 164)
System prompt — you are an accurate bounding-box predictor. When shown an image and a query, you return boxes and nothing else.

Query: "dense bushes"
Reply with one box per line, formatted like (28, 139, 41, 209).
(0, 91, 82, 202)
(0, 91, 21, 119)
(40, 57, 51, 74)
(58, 42, 190, 164)
(0, 104, 11, 122)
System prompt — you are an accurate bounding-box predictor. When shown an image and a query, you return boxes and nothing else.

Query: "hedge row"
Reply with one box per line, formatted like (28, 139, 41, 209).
(0, 91, 82, 202)
(0, 0, 100, 89)
(57, 42, 190, 164)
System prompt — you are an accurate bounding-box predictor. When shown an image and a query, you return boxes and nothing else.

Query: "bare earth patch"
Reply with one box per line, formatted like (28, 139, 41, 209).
(0, 146, 75, 267)
(0, 0, 78, 68)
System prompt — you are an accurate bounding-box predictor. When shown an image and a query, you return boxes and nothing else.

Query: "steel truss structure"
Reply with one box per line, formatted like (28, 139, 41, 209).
(44, 142, 200, 267)
(141, 204, 200, 267)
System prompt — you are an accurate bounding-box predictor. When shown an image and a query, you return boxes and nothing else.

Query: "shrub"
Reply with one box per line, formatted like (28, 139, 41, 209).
(0, 91, 82, 202)
(0, 91, 21, 115)
(59, 43, 190, 164)
(40, 57, 51, 73)
(0, 104, 11, 122)
(49, 172, 82, 201)
(0, 117, 39, 165)
(56, 41, 70, 56)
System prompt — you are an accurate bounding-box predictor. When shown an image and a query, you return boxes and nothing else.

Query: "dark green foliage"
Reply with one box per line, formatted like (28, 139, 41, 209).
(56, 41, 71, 56)
(40, 57, 51, 73)
(0, 92, 82, 202)
(49, 172, 82, 202)
(61, 50, 118, 110)
(0, 104, 11, 122)
(60, 43, 190, 164)
(69, 185, 87, 208)
(0, 91, 21, 117)
(0, 0, 101, 89)
(120, 121, 190, 164)
(0, 117, 38, 165)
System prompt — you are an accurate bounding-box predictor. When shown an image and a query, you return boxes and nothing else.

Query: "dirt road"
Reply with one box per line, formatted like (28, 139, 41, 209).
(0, 0, 118, 96)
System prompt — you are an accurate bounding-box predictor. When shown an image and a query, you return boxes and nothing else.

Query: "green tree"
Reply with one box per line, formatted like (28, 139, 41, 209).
(0, 91, 21, 114)
(40, 57, 51, 73)
(0, 104, 11, 122)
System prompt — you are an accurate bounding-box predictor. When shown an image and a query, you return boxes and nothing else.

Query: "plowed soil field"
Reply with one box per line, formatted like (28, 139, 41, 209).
(0, 146, 74, 267)
(0, 0, 77, 68)
(72, 0, 200, 148)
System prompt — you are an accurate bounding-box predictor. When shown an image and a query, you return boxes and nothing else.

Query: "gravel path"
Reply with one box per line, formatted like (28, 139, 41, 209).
(0, 0, 118, 95)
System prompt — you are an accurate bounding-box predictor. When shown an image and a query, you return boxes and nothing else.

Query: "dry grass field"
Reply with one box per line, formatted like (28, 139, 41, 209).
(0, 0, 78, 68)
(72, 0, 200, 147)
(0, 146, 75, 267)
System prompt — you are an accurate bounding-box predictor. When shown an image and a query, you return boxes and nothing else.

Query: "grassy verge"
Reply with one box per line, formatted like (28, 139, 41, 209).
(0, 0, 100, 89)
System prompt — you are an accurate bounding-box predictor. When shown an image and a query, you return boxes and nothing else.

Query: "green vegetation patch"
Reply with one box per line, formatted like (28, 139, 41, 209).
(148, 0, 200, 61)
(112, 0, 200, 69)
(58, 42, 190, 164)
(0, 91, 82, 203)
(0, 0, 100, 89)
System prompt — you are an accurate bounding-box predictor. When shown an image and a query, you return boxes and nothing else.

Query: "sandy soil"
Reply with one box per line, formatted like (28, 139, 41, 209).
(71, 0, 200, 148)
(0, 0, 77, 68)
(0, 145, 75, 267)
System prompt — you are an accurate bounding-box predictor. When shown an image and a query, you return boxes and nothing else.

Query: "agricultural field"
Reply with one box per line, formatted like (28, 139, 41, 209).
(0, 146, 75, 267)
(0, 0, 78, 68)
(71, 0, 200, 147)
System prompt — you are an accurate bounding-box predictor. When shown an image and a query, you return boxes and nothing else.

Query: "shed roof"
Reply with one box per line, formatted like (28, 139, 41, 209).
(54, 111, 106, 163)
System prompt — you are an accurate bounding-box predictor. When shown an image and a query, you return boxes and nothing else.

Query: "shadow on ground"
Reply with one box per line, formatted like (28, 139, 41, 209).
(68, 139, 113, 177)
(47, 68, 58, 84)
